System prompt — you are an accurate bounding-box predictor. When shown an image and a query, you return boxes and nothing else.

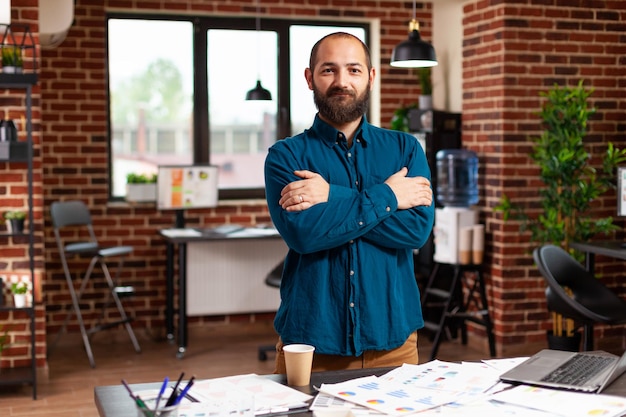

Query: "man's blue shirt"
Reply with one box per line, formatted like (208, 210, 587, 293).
(264, 115, 434, 356)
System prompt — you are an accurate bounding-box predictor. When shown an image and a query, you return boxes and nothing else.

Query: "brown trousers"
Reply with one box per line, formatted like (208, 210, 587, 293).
(273, 331, 419, 374)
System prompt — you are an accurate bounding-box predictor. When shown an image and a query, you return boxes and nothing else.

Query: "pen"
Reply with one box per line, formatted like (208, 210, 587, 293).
(154, 376, 169, 412)
(121, 379, 136, 399)
(174, 375, 196, 405)
(165, 372, 185, 407)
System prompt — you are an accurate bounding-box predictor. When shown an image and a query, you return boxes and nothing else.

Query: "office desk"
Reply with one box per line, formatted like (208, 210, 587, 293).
(159, 228, 284, 358)
(94, 366, 626, 417)
(570, 241, 626, 273)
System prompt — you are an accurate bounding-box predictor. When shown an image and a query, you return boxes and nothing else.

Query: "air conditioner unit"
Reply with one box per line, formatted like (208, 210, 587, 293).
(39, 0, 74, 49)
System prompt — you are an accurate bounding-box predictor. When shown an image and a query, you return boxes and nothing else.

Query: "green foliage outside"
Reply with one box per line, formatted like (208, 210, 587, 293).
(495, 81, 626, 258)
(126, 173, 157, 184)
(111, 58, 188, 124)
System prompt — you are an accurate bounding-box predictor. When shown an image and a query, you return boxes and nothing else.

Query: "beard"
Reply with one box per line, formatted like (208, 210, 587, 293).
(312, 81, 370, 125)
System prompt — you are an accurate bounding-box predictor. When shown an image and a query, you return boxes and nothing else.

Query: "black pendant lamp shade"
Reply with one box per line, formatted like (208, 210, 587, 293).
(390, 19, 437, 68)
(246, 80, 272, 101)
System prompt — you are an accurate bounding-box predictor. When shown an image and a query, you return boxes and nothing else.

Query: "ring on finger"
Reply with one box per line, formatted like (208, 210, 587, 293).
(299, 195, 304, 203)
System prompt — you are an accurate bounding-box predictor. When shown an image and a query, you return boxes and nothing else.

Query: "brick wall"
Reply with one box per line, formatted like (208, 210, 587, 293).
(2, 0, 625, 371)
(462, 0, 626, 354)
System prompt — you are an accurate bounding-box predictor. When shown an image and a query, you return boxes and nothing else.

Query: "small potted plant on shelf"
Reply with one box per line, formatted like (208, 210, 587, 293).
(126, 172, 158, 203)
(418, 67, 432, 110)
(2, 210, 26, 233)
(1, 46, 23, 74)
(10, 281, 29, 308)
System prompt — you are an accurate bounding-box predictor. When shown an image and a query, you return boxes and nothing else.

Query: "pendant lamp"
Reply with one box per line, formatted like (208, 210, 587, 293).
(245, 0, 272, 101)
(390, 1, 437, 68)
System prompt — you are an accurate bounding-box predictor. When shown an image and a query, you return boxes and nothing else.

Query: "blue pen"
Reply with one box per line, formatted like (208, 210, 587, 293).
(174, 376, 195, 405)
(154, 376, 169, 412)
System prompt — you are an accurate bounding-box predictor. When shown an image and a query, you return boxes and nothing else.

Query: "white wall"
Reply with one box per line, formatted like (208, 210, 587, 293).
(432, 0, 466, 113)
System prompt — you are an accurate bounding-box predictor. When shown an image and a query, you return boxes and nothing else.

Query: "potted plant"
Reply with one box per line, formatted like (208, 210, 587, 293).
(3, 210, 26, 234)
(126, 172, 158, 203)
(0, 324, 8, 367)
(10, 281, 29, 308)
(496, 80, 626, 350)
(418, 67, 432, 110)
(1, 46, 23, 74)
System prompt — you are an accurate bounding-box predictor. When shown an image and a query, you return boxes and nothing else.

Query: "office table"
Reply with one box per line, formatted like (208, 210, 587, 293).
(94, 366, 626, 417)
(159, 228, 284, 358)
(570, 241, 626, 273)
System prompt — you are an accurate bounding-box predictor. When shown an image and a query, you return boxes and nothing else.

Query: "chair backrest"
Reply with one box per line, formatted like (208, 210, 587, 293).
(50, 200, 92, 228)
(533, 244, 626, 324)
(265, 259, 284, 288)
(50, 200, 99, 253)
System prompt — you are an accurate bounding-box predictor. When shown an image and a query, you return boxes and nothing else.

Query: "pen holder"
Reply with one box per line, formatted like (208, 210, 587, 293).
(137, 399, 179, 417)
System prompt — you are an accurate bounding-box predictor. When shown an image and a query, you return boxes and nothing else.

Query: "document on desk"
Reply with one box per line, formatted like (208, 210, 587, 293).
(161, 228, 203, 238)
(187, 373, 312, 415)
(490, 384, 626, 417)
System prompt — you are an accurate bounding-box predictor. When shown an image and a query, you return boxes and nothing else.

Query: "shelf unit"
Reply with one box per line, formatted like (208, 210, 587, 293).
(0, 71, 38, 399)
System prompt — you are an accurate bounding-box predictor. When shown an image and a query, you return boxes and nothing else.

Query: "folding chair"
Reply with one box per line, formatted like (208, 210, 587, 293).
(49, 200, 141, 367)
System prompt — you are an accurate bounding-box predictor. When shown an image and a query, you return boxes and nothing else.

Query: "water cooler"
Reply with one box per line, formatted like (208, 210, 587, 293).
(433, 149, 480, 264)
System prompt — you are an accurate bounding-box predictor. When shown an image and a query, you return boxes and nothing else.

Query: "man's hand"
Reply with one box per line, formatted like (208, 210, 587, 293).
(280, 170, 330, 211)
(385, 167, 432, 210)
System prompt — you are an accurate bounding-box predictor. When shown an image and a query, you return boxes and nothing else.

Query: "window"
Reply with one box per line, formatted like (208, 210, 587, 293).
(107, 15, 368, 200)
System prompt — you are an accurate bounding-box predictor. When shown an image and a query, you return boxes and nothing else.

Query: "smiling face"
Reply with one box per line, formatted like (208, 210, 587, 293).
(305, 33, 375, 127)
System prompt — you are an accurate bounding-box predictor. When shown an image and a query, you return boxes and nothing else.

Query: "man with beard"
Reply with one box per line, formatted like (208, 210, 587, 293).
(264, 32, 434, 373)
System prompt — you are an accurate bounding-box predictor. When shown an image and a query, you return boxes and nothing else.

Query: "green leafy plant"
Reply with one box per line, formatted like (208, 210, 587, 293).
(417, 67, 432, 95)
(0, 325, 8, 354)
(3, 210, 26, 221)
(496, 81, 626, 254)
(1, 46, 23, 67)
(10, 282, 28, 295)
(126, 173, 157, 184)
(390, 103, 417, 133)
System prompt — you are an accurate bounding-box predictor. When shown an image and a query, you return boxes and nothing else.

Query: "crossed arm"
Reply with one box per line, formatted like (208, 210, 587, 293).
(279, 167, 433, 212)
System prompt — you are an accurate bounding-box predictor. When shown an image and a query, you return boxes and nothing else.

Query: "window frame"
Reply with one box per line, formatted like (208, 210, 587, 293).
(106, 13, 370, 201)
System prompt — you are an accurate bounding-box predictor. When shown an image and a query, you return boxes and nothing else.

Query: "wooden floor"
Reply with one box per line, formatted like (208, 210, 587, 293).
(0, 322, 492, 417)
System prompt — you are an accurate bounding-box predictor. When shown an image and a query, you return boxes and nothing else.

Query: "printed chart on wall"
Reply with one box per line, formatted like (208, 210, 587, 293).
(157, 165, 219, 210)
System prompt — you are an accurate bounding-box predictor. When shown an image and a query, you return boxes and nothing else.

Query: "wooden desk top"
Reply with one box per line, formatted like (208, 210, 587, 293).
(94, 366, 626, 417)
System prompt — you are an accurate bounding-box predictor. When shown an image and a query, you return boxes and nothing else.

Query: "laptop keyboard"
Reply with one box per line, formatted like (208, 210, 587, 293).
(540, 354, 614, 386)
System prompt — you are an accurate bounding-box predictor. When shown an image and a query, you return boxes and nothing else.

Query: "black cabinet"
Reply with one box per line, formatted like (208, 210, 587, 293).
(0, 72, 38, 399)
(409, 110, 462, 284)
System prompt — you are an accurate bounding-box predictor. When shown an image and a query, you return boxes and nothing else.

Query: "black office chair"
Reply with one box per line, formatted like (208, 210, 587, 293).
(49, 200, 141, 367)
(258, 259, 284, 361)
(533, 244, 626, 351)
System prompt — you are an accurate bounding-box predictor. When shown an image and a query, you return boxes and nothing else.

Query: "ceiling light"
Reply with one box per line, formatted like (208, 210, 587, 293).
(390, 1, 437, 68)
(245, 0, 272, 101)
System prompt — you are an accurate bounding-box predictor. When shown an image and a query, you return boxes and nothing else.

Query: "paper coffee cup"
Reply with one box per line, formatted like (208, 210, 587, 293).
(458, 226, 473, 265)
(472, 224, 485, 264)
(283, 344, 315, 386)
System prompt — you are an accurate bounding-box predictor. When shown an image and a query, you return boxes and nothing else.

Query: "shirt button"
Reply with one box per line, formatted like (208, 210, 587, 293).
(386, 206, 391, 212)
(347, 152, 352, 158)
(349, 240, 354, 244)
(349, 302, 355, 308)
(350, 270, 354, 276)
(358, 221, 363, 226)
(355, 180, 359, 186)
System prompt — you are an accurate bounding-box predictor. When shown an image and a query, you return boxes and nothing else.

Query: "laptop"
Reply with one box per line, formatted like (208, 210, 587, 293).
(499, 349, 626, 393)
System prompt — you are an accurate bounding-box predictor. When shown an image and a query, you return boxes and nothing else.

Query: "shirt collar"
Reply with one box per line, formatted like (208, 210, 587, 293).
(310, 114, 369, 147)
